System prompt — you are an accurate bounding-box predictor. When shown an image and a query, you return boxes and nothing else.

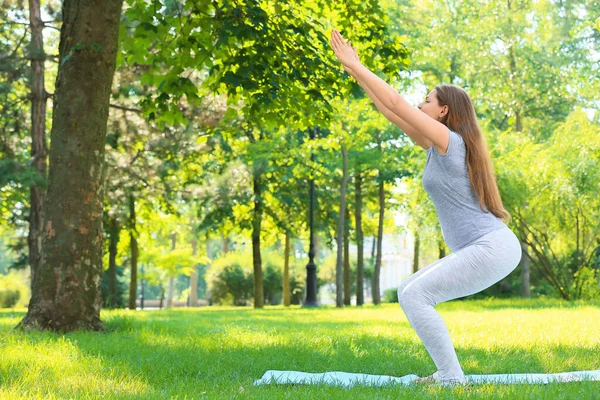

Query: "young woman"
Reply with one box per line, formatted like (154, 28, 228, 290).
(329, 29, 522, 386)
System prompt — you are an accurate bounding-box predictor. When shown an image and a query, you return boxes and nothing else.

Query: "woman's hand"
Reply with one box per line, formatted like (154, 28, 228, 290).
(330, 29, 361, 71)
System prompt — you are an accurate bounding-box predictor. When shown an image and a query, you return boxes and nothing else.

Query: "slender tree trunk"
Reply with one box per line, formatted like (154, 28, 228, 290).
(166, 278, 174, 308)
(344, 206, 351, 305)
(368, 231, 376, 301)
(222, 234, 229, 254)
(26, 0, 48, 292)
(283, 231, 291, 307)
(190, 239, 198, 307)
(371, 233, 376, 261)
(519, 224, 531, 298)
(166, 232, 176, 308)
(438, 233, 446, 259)
(373, 179, 384, 305)
(18, 0, 124, 331)
(252, 175, 264, 308)
(413, 228, 420, 274)
(206, 237, 212, 303)
(502, 0, 524, 293)
(354, 170, 364, 306)
(335, 143, 349, 307)
(128, 195, 138, 310)
(159, 285, 164, 310)
(107, 215, 120, 308)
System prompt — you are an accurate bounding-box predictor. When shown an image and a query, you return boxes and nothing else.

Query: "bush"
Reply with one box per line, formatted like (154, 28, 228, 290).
(207, 260, 253, 306)
(0, 271, 30, 308)
(263, 263, 282, 305)
(0, 289, 20, 308)
(383, 288, 399, 303)
(572, 267, 600, 300)
(206, 248, 307, 306)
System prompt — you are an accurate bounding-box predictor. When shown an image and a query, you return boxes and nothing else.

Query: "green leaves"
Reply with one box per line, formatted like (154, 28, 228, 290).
(117, 0, 410, 131)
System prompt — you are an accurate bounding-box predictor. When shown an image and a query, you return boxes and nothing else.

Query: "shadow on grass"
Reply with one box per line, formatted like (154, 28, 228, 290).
(2, 302, 599, 398)
(72, 314, 600, 397)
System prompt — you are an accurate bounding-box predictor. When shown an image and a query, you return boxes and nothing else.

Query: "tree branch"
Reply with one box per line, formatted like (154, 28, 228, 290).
(110, 104, 142, 113)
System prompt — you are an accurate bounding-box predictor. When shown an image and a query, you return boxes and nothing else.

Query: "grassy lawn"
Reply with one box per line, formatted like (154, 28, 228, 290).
(1, 298, 599, 399)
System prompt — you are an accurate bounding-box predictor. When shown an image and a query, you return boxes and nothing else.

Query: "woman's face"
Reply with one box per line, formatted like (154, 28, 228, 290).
(418, 90, 447, 121)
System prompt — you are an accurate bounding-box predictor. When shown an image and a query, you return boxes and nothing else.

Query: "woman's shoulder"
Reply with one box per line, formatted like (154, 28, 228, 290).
(449, 129, 464, 142)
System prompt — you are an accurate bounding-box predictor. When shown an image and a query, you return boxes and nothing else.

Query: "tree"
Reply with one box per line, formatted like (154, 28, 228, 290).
(17, 0, 124, 331)
(26, 0, 50, 288)
(334, 141, 349, 307)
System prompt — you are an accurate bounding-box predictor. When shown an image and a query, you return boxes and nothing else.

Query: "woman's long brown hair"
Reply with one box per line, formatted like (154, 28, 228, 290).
(435, 84, 511, 224)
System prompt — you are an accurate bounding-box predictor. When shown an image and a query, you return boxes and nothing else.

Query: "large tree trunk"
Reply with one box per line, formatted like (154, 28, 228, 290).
(335, 143, 349, 308)
(354, 170, 364, 306)
(128, 195, 138, 310)
(18, 0, 124, 332)
(26, 0, 48, 292)
(252, 175, 264, 308)
(107, 215, 120, 308)
(283, 231, 291, 307)
(373, 179, 384, 305)
(343, 206, 351, 306)
(166, 232, 176, 308)
(190, 239, 198, 307)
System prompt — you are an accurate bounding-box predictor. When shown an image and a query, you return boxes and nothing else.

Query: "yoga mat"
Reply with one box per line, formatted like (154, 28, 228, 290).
(254, 369, 600, 387)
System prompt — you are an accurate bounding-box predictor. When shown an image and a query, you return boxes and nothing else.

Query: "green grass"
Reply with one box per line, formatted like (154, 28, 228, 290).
(1, 298, 599, 399)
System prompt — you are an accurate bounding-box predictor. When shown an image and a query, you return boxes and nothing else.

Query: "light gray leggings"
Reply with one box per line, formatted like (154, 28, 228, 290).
(397, 226, 522, 384)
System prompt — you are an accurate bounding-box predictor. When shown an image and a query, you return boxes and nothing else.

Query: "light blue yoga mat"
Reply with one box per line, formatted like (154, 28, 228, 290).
(254, 369, 600, 387)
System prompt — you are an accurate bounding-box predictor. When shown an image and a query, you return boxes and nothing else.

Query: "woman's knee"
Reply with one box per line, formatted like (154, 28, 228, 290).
(399, 284, 434, 311)
(397, 281, 413, 308)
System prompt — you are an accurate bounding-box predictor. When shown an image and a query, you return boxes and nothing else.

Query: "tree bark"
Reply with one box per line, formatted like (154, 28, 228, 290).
(413, 228, 420, 274)
(519, 224, 531, 298)
(190, 239, 198, 307)
(344, 206, 351, 306)
(128, 194, 138, 310)
(283, 231, 291, 307)
(335, 143, 349, 308)
(252, 174, 264, 308)
(438, 233, 446, 259)
(373, 179, 384, 305)
(502, 0, 524, 293)
(354, 170, 364, 306)
(26, 0, 48, 292)
(222, 234, 229, 254)
(107, 215, 120, 308)
(18, 0, 124, 332)
(159, 285, 164, 310)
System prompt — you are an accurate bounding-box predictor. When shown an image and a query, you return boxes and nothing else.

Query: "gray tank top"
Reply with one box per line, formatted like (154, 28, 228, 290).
(422, 128, 506, 253)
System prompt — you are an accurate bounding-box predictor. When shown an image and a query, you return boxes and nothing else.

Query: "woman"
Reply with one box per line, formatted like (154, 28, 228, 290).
(330, 29, 522, 386)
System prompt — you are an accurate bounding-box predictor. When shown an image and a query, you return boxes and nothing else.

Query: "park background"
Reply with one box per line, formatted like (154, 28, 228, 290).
(2, 0, 599, 312)
(0, 0, 599, 398)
